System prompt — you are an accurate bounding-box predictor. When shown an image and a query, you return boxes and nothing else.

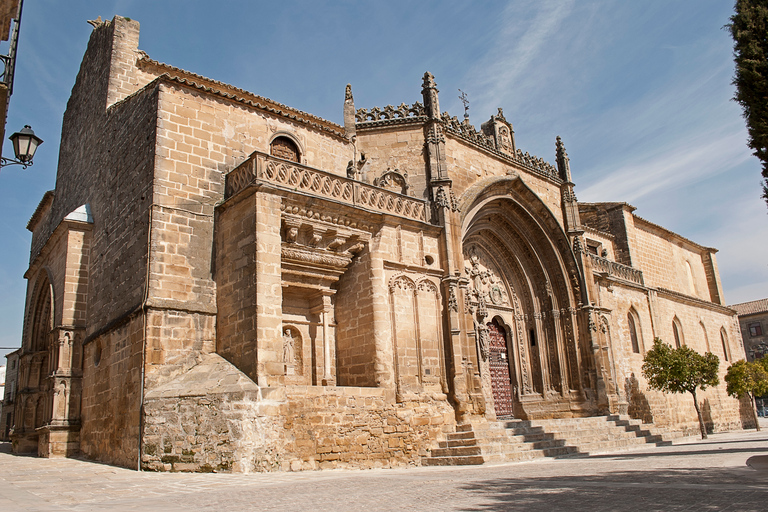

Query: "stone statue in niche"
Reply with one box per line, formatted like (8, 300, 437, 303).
(498, 125, 513, 153)
(283, 326, 301, 375)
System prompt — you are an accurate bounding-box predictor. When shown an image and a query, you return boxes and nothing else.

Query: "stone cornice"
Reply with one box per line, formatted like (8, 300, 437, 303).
(655, 287, 735, 315)
(138, 57, 347, 140)
(27, 190, 54, 232)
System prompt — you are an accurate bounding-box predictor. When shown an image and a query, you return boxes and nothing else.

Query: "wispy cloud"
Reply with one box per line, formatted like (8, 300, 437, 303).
(462, 0, 578, 118)
(579, 127, 753, 203)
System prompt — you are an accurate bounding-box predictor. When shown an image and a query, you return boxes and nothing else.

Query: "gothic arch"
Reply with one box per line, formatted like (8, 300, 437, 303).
(27, 270, 55, 353)
(627, 307, 643, 354)
(700, 321, 710, 353)
(459, 176, 590, 415)
(672, 316, 684, 348)
(719, 327, 730, 362)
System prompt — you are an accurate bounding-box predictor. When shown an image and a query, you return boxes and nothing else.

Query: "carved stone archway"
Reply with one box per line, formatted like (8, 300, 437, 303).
(460, 177, 596, 420)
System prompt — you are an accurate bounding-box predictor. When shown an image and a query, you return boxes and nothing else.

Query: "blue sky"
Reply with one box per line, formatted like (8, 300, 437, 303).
(0, 1, 765, 359)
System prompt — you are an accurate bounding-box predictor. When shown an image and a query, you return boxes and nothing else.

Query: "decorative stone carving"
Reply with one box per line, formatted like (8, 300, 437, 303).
(355, 102, 426, 123)
(283, 326, 302, 375)
(448, 284, 458, 312)
(476, 320, 489, 361)
(373, 168, 410, 195)
(464, 247, 510, 308)
(435, 186, 450, 209)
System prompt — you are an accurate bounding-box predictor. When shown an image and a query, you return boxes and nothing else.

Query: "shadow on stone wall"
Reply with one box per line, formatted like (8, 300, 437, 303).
(701, 398, 714, 434)
(625, 373, 653, 423)
(738, 394, 757, 429)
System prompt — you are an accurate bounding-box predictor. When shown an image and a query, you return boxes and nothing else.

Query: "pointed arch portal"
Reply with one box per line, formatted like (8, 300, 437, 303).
(460, 176, 595, 419)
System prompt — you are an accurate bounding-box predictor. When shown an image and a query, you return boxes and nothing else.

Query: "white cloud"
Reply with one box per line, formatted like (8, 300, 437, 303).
(463, 0, 578, 118)
(579, 127, 753, 203)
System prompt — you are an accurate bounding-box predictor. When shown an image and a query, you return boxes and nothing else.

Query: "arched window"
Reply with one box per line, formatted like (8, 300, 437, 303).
(270, 136, 300, 162)
(720, 328, 730, 362)
(672, 317, 683, 348)
(628, 312, 640, 354)
(700, 322, 710, 353)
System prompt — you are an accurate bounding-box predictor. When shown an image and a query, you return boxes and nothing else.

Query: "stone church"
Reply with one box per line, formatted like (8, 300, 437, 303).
(8, 16, 748, 471)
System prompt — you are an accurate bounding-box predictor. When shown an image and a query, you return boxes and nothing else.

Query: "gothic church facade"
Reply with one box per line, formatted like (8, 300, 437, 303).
(8, 17, 747, 471)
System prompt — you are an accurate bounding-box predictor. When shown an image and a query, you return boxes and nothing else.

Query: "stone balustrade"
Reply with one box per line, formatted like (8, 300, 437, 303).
(588, 253, 645, 286)
(225, 152, 428, 223)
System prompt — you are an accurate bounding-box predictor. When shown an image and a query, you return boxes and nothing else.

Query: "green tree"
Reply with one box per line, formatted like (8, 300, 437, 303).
(724, 358, 768, 431)
(729, 1, 768, 207)
(642, 338, 720, 439)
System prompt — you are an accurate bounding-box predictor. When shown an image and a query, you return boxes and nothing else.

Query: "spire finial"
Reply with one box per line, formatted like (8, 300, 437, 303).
(556, 136, 572, 182)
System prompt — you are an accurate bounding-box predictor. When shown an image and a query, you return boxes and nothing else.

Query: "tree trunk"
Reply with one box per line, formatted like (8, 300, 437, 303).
(750, 392, 761, 432)
(691, 388, 707, 439)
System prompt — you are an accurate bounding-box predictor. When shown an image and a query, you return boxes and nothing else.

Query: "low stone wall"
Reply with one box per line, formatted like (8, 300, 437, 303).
(140, 354, 455, 472)
(280, 387, 455, 471)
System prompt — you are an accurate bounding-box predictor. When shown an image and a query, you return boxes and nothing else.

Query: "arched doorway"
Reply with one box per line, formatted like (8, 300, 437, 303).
(488, 318, 514, 418)
(459, 176, 594, 419)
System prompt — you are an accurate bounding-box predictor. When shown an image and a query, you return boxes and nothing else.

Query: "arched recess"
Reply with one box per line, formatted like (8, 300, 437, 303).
(27, 270, 55, 353)
(700, 321, 710, 353)
(459, 175, 590, 413)
(720, 327, 730, 362)
(387, 274, 445, 397)
(672, 316, 684, 348)
(17, 270, 55, 433)
(269, 132, 304, 163)
(627, 307, 643, 354)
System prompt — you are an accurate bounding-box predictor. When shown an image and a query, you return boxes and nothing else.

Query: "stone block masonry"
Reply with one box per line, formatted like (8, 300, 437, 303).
(141, 354, 455, 472)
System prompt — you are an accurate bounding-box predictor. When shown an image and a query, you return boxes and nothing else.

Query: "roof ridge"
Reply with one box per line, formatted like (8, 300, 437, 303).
(138, 55, 346, 137)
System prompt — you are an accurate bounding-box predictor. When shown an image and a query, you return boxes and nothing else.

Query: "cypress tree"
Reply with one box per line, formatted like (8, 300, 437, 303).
(729, 1, 768, 207)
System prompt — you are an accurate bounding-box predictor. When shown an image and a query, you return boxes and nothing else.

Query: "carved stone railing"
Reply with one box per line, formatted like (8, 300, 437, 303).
(588, 253, 645, 286)
(440, 112, 559, 181)
(355, 102, 427, 125)
(225, 152, 428, 223)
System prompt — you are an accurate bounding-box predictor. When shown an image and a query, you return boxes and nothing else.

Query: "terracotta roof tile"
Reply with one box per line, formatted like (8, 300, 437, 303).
(730, 298, 768, 316)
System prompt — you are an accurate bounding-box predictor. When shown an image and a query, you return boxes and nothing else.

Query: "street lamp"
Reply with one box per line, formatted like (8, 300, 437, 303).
(1, 125, 42, 168)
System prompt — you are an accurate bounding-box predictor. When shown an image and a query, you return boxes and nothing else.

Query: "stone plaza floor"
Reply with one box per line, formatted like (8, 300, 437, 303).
(1, 421, 767, 511)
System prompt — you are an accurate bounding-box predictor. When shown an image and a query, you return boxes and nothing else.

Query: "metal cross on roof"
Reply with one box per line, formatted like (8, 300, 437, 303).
(458, 89, 469, 120)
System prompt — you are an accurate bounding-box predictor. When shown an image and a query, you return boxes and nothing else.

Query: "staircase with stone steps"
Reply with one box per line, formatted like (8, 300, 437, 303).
(422, 415, 686, 466)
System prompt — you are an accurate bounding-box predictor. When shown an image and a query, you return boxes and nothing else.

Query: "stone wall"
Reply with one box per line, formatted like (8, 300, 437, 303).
(142, 356, 455, 473)
(594, 279, 747, 434)
(630, 218, 714, 301)
(444, 137, 565, 229)
(80, 314, 144, 469)
(335, 249, 377, 387)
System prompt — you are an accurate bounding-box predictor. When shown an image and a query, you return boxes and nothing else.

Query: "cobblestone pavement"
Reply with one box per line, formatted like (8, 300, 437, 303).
(1, 424, 767, 512)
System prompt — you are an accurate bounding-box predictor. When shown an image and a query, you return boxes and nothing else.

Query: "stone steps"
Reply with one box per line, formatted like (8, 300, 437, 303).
(422, 415, 683, 466)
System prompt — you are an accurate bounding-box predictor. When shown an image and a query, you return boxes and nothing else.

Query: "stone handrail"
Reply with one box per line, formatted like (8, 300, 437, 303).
(588, 253, 644, 286)
(225, 152, 428, 223)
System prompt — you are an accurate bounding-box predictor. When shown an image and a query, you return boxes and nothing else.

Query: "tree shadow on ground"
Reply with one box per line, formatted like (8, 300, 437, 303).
(458, 466, 767, 512)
